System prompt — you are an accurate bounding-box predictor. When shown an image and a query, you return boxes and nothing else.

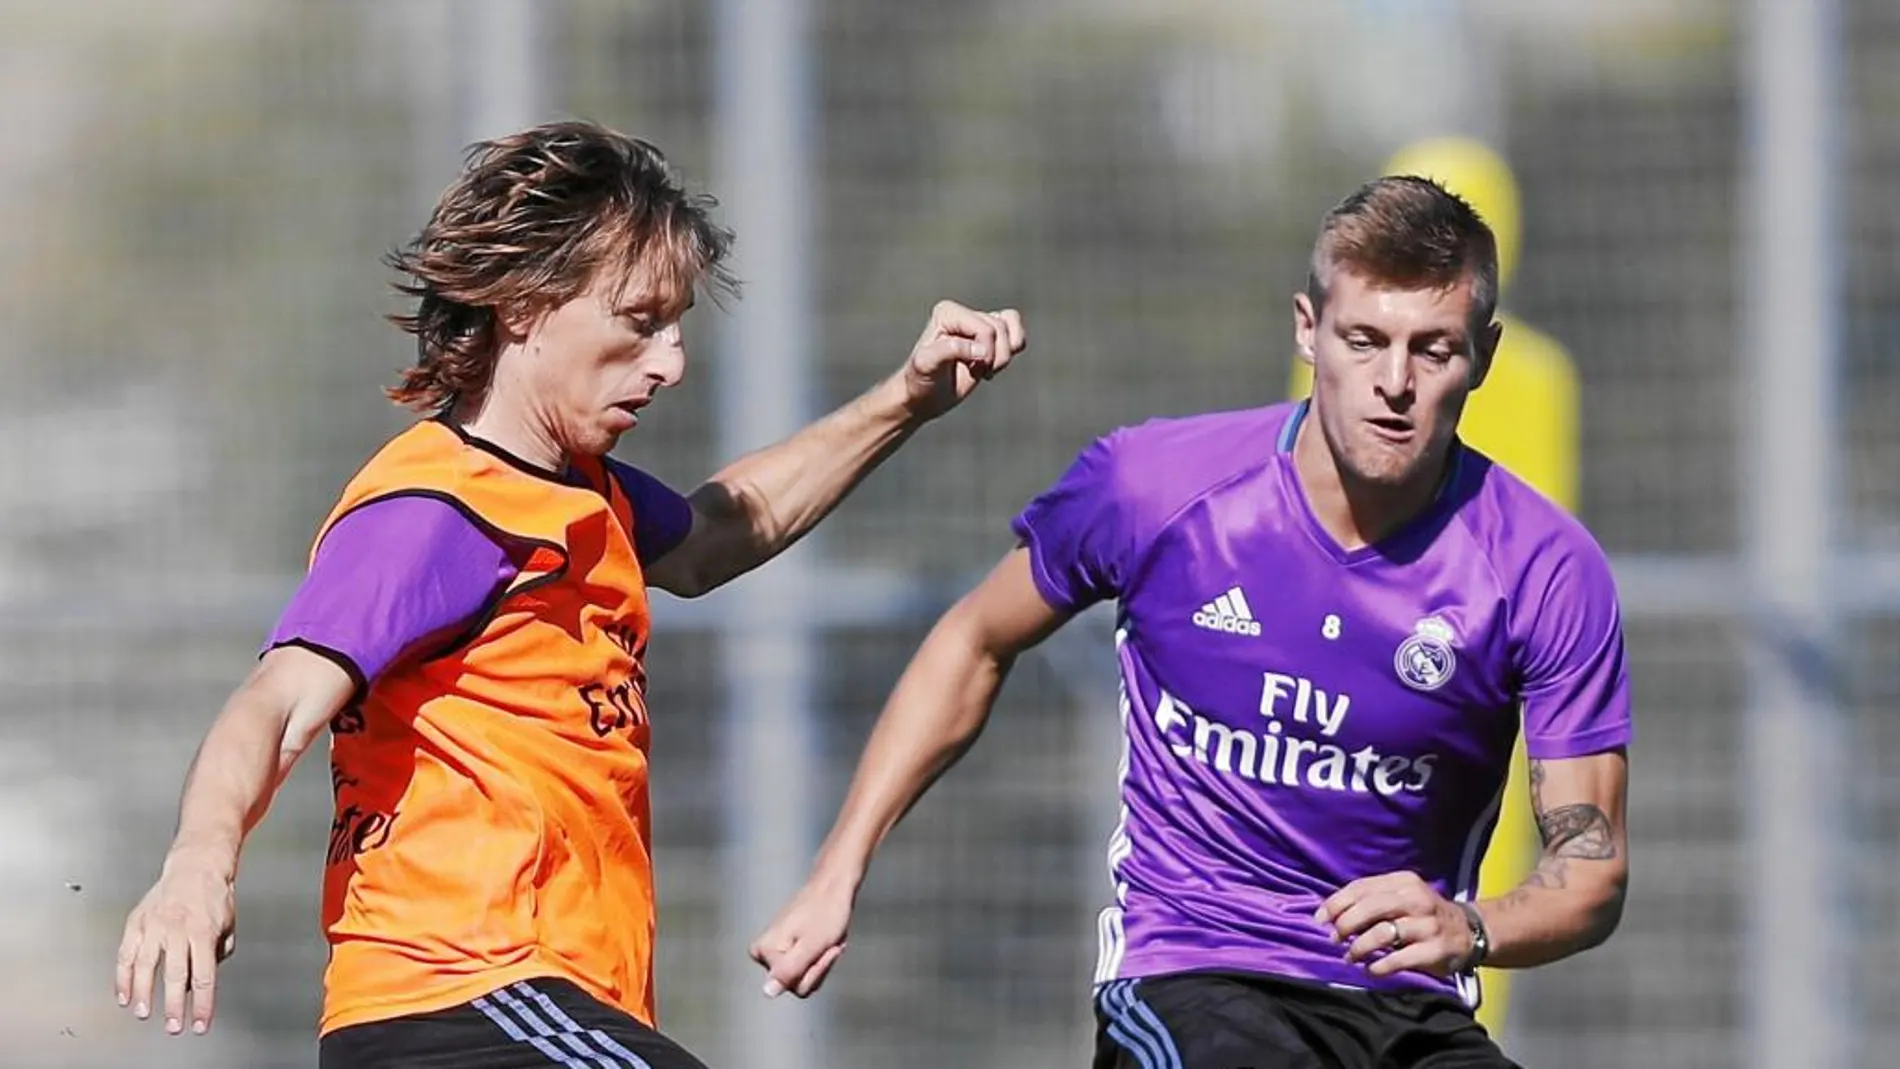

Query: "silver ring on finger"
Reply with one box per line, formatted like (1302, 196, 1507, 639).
(1386, 919, 1405, 948)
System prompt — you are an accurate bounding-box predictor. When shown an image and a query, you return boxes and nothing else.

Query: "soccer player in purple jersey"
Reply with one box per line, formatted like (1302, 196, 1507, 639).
(753, 176, 1631, 1068)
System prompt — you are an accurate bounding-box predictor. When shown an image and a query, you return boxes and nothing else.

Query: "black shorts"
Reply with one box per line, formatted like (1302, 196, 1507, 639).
(1092, 971, 1521, 1069)
(318, 977, 710, 1069)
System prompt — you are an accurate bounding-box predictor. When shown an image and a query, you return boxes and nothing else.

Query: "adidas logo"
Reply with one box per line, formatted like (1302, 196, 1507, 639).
(1192, 586, 1261, 637)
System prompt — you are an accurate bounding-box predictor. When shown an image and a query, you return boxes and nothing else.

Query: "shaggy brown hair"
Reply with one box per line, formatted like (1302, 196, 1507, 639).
(385, 121, 737, 410)
(1305, 175, 1498, 333)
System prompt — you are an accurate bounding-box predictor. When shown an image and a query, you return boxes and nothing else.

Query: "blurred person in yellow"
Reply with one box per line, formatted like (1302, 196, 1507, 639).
(110, 119, 1026, 1069)
(1291, 136, 1580, 1038)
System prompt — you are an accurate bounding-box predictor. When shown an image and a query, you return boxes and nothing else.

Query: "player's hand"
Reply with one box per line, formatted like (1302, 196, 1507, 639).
(897, 301, 1027, 422)
(114, 850, 238, 1035)
(748, 873, 857, 1000)
(1314, 870, 1475, 979)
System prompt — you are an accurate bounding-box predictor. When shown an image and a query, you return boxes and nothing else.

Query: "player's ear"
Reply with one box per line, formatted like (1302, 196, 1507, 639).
(1293, 290, 1320, 366)
(1470, 318, 1503, 390)
(493, 298, 543, 344)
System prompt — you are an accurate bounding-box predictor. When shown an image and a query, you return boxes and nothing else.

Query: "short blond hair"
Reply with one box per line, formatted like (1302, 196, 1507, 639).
(1306, 175, 1499, 331)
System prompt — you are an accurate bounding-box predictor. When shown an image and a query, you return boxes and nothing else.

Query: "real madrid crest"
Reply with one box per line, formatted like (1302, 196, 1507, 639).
(1394, 616, 1457, 692)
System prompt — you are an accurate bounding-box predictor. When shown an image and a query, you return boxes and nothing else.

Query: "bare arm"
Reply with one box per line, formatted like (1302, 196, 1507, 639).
(645, 303, 1024, 597)
(115, 645, 354, 1034)
(169, 647, 355, 870)
(1472, 750, 1629, 968)
(812, 547, 1068, 886)
(643, 374, 922, 597)
(749, 547, 1069, 994)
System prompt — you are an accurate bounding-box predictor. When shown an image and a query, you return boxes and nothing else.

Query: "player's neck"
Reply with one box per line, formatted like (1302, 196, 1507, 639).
(1292, 419, 1449, 552)
(449, 389, 568, 475)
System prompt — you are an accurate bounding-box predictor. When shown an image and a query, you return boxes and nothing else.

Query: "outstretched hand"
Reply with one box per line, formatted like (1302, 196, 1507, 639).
(899, 301, 1027, 421)
(115, 852, 238, 1035)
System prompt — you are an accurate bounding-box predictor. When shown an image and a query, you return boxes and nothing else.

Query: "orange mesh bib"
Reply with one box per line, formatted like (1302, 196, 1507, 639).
(312, 421, 660, 1035)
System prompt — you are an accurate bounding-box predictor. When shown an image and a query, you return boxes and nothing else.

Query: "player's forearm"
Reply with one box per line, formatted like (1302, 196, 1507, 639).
(164, 688, 302, 879)
(1475, 753, 1630, 968)
(686, 374, 921, 590)
(810, 614, 1011, 889)
(1473, 854, 1626, 968)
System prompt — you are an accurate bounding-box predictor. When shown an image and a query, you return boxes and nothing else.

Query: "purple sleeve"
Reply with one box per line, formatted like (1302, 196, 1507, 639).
(265, 497, 518, 688)
(605, 458, 695, 565)
(1009, 435, 1136, 613)
(1515, 540, 1634, 760)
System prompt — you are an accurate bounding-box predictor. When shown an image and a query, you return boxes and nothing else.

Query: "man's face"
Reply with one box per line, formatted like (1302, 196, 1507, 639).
(514, 269, 691, 459)
(1293, 267, 1499, 489)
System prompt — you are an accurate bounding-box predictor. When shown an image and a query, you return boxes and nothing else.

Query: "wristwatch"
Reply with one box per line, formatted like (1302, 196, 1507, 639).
(1456, 901, 1491, 970)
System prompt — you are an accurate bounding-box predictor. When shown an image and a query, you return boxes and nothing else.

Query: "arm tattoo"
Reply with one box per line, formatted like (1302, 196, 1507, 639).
(1523, 857, 1568, 891)
(1492, 761, 1621, 919)
(1528, 760, 1618, 861)
(1538, 804, 1618, 859)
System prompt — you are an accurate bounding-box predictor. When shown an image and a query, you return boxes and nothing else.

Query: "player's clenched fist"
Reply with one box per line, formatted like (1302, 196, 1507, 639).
(898, 301, 1027, 421)
(115, 853, 237, 1036)
(749, 873, 857, 1000)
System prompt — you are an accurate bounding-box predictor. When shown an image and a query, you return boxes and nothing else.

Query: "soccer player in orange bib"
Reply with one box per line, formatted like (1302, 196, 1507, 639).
(113, 120, 1026, 1069)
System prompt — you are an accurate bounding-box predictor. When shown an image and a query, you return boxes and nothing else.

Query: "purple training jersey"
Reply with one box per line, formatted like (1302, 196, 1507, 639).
(1012, 400, 1631, 1008)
